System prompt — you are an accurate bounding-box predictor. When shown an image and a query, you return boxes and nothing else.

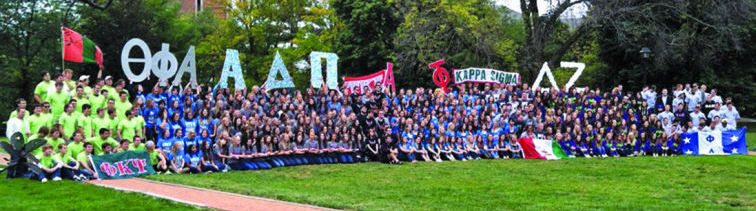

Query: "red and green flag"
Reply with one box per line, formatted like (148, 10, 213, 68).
(62, 27, 103, 68)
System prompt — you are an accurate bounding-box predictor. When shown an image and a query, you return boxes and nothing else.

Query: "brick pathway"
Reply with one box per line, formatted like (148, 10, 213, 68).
(89, 178, 336, 211)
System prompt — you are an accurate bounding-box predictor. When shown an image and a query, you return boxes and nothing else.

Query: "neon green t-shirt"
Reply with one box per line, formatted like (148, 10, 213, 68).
(76, 114, 94, 138)
(66, 141, 84, 160)
(88, 94, 106, 116)
(118, 118, 139, 142)
(114, 100, 132, 120)
(34, 80, 53, 102)
(45, 91, 70, 120)
(73, 96, 90, 113)
(27, 114, 51, 135)
(108, 116, 120, 135)
(129, 143, 146, 152)
(88, 136, 119, 155)
(54, 153, 76, 164)
(76, 152, 91, 169)
(58, 112, 77, 139)
(38, 153, 57, 168)
(148, 150, 160, 165)
(91, 116, 111, 135)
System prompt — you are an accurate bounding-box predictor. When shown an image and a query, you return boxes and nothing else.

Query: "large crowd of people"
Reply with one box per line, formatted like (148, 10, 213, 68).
(3, 69, 743, 182)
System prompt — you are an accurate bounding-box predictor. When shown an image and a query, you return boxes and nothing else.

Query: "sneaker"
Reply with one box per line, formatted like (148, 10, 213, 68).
(165, 171, 172, 175)
(52, 177, 62, 181)
(41, 178, 48, 183)
(435, 159, 442, 162)
(73, 175, 82, 181)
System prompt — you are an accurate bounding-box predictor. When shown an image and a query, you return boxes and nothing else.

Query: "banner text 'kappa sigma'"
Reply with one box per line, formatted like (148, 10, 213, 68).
(453, 68, 520, 85)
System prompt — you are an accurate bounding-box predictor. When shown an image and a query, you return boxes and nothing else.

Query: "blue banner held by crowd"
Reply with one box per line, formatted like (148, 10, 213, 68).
(681, 128, 747, 156)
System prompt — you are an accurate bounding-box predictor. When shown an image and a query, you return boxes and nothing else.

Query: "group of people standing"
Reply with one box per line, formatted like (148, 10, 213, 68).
(4, 69, 742, 181)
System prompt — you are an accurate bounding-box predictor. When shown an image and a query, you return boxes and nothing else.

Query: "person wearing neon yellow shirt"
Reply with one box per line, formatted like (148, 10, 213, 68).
(77, 142, 96, 179)
(70, 75, 92, 98)
(107, 108, 120, 135)
(33, 72, 52, 104)
(62, 69, 76, 91)
(117, 110, 140, 142)
(91, 108, 110, 134)
(27, 105, 51, 135)
(131, 107, 146, 139)
(56, 144, 85, 181)
(89, 87, 107, 116)
(77, 104, 94, 138)
(66, 131, 86, 161)
(35, 144, 62, 182)
(37, 128, 65, 157)
(88, 128, 119, 155)
(45, 82, 70, 120)
(28, 126, 49, 146)
(103, 76, 118, 102)
(8, 98, 29, 122)
(114, 91, 132, 120)
(129, 136, 146, 151)
(58, 104, 77, 140)
(72, 86, 90, 113)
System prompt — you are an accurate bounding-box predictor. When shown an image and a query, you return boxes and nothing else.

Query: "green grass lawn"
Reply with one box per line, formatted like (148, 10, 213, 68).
(0, 171, 200, 210)
(747, 132, 755, 150)
(148, 156, 756, 210)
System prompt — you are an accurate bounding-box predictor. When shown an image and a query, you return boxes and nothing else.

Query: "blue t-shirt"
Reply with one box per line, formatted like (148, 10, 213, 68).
(184, 151, 202, 168)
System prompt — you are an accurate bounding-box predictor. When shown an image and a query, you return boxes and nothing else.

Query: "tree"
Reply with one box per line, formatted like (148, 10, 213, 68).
(75, 0, 213, 86)
(518, 0, 592, 81)
(332, 0, 399, 77)
(592, 0, 756, 115)
(0, 0, 67, 122)
(392, 0, 519, 88)
(201, 0, 339, 89)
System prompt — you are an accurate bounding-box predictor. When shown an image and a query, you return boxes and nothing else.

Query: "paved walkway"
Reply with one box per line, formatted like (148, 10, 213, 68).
(89, 178, 336, 211)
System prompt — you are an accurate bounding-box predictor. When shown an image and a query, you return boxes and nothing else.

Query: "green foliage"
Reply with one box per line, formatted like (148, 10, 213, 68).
(75, 0, 213, 85)
(198, 0, 339, 90)
(593, 0, 756, 116)
(332, 0, 399, 77)
(392, 0, 519, 88)
(150, 156, 756, 210)
(0, 0, 68, 122)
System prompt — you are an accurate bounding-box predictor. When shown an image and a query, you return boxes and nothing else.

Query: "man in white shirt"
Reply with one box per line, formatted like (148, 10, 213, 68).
(672, 93, 685, 112)
(706, 102, 724, 122)
(689, 105, 706, 128)
(709, 89, 723, 104)
(641, 86, 657, 110)
(658, 105, 674, 126)
(723, 102, 740, 128)
(6, 108, 30, 139)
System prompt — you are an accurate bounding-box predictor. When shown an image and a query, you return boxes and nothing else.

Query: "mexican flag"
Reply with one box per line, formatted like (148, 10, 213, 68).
(62, 27, 103, 68)
(517, 137, 571, 160)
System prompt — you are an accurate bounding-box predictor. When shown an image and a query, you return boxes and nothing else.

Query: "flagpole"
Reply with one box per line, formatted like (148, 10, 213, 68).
(61, 26, 65, 72)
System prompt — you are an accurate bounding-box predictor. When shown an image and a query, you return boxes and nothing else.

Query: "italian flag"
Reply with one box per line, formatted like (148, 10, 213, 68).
(62, 27, 103, 68)
(517, 137, 571, 160)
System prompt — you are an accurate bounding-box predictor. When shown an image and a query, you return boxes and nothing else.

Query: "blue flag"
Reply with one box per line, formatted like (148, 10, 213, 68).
(681, 128, 747, 155)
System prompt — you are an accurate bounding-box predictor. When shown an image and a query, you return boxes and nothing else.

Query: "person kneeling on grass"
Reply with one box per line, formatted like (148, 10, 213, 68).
(145, 141, 168, 173)
(36, 144, 62, 182)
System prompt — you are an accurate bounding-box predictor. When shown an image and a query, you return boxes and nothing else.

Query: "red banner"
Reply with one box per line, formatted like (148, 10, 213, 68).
(343, 63, 395, 94)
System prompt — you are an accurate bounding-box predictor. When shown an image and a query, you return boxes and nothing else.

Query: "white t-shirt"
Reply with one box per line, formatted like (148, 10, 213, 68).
(5, 117, 29, 139)
(689, 112, 706, 127)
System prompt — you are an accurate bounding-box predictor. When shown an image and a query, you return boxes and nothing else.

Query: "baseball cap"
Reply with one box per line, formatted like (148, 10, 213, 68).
(78, 75, 90, 81)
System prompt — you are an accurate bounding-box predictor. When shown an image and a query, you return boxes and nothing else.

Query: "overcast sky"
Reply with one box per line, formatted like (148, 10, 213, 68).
(495, 0, 588, 18)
